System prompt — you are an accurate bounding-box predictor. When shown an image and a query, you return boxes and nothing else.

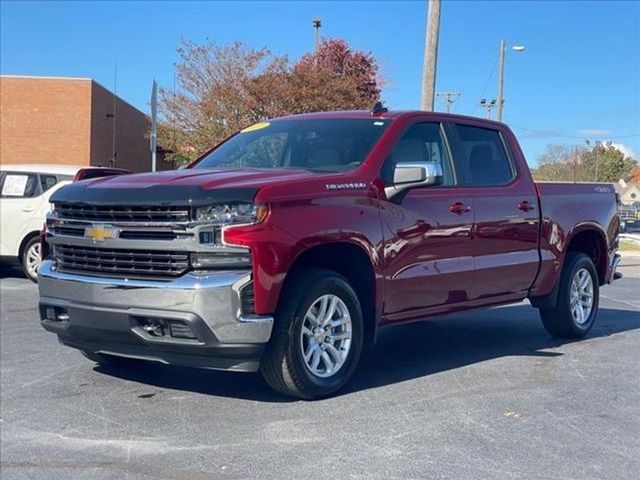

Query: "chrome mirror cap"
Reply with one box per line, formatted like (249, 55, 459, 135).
(385, 161, 443, 199)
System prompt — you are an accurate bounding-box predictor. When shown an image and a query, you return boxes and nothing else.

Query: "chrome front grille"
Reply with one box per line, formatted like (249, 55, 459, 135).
(54, 203, 190, 223)
(54, 245, 190, 278)
(47, 223, 180, 241)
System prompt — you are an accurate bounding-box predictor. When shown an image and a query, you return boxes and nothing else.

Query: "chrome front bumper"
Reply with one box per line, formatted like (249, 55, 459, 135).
(37, 261, 274, 371)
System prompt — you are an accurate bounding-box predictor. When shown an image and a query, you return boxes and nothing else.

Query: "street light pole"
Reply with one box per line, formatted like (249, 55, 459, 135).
(313, 18, 321, 52)
(496, 41, 524, 122)
(313, 18, 321, 69)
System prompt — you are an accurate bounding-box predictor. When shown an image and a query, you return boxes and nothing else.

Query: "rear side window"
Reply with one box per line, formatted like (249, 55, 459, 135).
(40, 174, 58, 192)
(383, 122, 454, 186)
(453, 125, 514, 186)
(0, 172, 39, 198)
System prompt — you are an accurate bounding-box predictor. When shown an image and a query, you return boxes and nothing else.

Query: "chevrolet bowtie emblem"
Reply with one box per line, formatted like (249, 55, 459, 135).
(84, 225, 117, 242)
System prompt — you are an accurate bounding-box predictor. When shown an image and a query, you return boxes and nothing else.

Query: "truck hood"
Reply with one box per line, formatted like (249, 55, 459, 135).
(49, 168, 321, 205)
(81, 167, 317, 189)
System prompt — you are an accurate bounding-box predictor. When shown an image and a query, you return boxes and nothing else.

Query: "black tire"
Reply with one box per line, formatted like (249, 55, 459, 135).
(539, 252, 599, 338)
(21, 236, 41, 283)
(260, 269, 364, 399)
(81, 350, 142, 367)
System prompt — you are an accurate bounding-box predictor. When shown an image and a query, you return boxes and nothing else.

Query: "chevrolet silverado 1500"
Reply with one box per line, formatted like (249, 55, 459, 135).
(38, 109, 620, 398)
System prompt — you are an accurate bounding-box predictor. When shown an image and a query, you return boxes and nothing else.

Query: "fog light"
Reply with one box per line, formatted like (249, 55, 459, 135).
(42, 305, 68, 322)
(137, 317, 167, 337)
(45, 307, 56, 320)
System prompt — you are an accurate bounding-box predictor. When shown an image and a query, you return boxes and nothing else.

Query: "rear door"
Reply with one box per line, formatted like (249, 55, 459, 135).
(380, 121, 475, 321)
(446, 122, 539, 299)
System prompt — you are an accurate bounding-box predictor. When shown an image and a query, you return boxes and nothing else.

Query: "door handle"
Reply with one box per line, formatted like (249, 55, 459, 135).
(517, 201, 535, 212)
(22, 207, 35, 212)
(449, 202, 471, 215)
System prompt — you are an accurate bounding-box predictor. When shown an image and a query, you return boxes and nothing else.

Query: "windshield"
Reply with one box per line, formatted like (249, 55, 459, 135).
(193, 118, 391, 173)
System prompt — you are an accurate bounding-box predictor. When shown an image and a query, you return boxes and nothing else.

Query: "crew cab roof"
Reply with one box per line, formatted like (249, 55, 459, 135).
(272, 109, 508, 128)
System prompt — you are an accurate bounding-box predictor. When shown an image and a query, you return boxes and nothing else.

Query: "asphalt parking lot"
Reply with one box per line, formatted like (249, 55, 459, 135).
(1, 259, 639, 480)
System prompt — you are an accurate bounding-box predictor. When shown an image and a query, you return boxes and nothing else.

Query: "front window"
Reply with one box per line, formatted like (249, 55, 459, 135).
(193, 118, 391, 173)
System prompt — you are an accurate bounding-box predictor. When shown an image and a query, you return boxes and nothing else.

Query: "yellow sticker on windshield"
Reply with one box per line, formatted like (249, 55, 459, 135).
(241, 122, 270, 133)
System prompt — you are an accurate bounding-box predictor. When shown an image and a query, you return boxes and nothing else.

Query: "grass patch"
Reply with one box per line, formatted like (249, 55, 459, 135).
(620, 239, 640, 252)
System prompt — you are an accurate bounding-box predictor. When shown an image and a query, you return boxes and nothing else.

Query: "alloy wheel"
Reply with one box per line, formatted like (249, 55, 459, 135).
(299, 294, 352, 378)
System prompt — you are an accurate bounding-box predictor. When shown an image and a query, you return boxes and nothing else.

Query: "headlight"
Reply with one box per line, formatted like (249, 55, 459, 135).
(194, 203, 268, 225)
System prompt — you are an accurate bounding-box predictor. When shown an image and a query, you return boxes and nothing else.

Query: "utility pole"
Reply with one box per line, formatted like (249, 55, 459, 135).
(421, 0, 441, 111)
(496, 40, 506, 122)
(436, 91, 460, 113)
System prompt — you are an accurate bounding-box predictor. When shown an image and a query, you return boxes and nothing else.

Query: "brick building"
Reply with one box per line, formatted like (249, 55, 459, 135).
(0, 75, 169, 172)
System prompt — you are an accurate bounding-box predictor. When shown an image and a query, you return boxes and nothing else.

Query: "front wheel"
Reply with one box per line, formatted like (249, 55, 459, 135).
(260, 269, 364, 399)
(21, 236, 41, 283)
(539, 252, 599, 338)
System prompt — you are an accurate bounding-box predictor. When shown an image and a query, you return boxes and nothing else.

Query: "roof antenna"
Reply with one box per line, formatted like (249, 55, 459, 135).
(371, 101, 388, 115)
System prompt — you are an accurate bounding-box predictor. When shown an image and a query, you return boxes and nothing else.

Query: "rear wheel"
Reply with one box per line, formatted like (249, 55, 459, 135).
(260, 269, 364, 399)
(81, 350, 142, 367)
(539, 252, 599, 338)
(21, 236, 41, 283)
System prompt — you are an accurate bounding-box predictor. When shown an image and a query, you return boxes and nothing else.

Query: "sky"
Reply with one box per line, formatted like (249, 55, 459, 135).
(2, 0, 639, 165)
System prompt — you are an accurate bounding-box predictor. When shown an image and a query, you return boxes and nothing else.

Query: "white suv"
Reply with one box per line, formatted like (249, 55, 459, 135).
(1, 164, 132, 281)
(1, 164, 82, 281)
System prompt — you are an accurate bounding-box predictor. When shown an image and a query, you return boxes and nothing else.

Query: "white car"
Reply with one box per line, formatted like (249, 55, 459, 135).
(0, 164, 131, 281)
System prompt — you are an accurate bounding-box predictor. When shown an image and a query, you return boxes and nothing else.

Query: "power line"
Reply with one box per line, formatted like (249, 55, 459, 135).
(472, 52, 499, 116)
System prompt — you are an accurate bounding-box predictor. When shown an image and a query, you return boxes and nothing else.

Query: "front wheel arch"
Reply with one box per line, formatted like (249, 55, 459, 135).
(279, 241, 378, 346)
(18, 230, 41, 262)
(19, 232, 42, 282)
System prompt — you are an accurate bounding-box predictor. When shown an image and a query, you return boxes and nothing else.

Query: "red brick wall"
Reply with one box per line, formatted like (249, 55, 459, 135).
(0, 76, 92, 166)
(90, 81, 162, 172)
(0, 76, 170, 172)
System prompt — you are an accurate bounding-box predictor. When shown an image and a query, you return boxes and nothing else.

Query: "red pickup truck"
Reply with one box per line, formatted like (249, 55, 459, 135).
(38, 109, 620, 399)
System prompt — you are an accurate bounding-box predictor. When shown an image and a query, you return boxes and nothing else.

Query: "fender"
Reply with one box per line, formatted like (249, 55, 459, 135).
(530, 221, 608, 308)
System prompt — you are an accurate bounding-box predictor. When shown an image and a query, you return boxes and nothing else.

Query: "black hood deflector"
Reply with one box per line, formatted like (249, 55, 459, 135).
(51, 184, 258, 206)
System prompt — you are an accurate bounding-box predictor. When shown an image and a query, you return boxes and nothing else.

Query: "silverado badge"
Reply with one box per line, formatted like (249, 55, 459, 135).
(84, 225, 117, 242)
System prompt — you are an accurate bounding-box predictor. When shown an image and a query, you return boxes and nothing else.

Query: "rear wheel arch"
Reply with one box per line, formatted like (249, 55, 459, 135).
(531, 226, 607, 309)
(281, 241, 378, 345)
(565, 227, 608, 285)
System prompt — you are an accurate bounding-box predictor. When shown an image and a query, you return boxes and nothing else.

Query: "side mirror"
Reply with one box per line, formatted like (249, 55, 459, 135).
(384, 161, 443, 199)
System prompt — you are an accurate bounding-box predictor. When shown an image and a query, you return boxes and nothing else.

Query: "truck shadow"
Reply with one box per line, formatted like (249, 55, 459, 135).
(95, 303, 640, 402)
(0, 262, 25, 280)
